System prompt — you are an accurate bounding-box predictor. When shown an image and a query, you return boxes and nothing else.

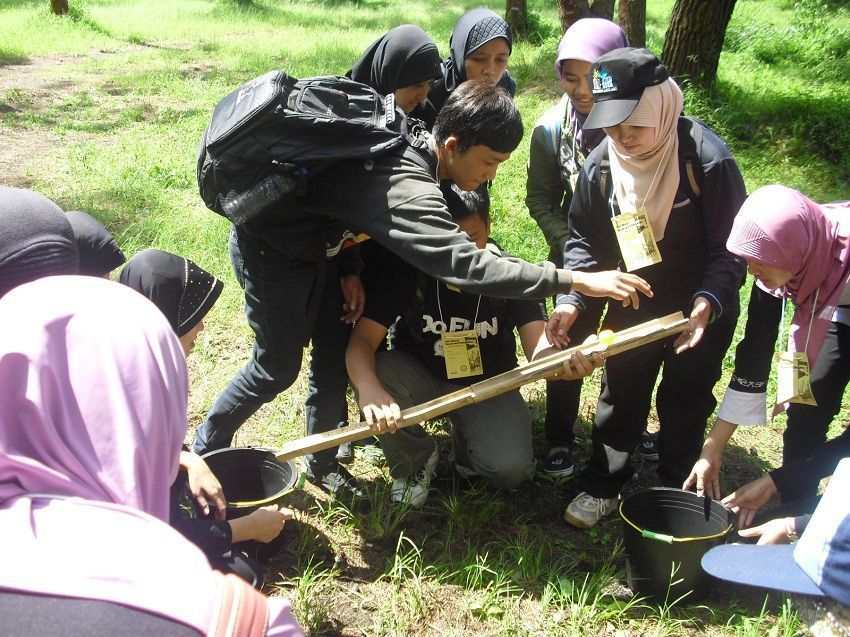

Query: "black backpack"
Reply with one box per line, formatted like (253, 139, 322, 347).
(597, 116, 705, 203)
(196, 70, 424, 225)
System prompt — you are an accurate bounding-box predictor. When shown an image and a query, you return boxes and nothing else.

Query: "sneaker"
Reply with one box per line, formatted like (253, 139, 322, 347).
(391, 446, 439, 507)
(541, 448, 575, 478)
(306, 464, 366, 502)
(454, 462, 478, 480)
(636, 430, 660, 461)
(335, 441, 353, 465)
(563, 491, 618, 529)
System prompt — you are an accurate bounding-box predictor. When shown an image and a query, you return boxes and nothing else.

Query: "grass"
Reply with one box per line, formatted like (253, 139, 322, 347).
(1, 0, 848, 634)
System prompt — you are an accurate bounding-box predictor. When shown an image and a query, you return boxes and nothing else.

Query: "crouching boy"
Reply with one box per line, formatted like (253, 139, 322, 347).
(346, 184, 601, 506)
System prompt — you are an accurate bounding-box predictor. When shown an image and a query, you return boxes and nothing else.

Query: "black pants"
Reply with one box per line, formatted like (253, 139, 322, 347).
(780, 320, 850, 502)
(544, 304, 602, 448)
(579, 310, 737, 498)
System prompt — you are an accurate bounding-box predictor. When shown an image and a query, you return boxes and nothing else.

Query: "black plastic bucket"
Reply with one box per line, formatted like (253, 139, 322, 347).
(201, 447, 299, 519)
(619, 488, 735, 603)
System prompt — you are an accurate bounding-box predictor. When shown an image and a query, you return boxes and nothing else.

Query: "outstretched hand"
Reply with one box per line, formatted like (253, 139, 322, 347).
(674, 296, 712, 353)
(545, 303, 580, 349)
(722, 474, 778, 528)
(570, 270, 652, 308)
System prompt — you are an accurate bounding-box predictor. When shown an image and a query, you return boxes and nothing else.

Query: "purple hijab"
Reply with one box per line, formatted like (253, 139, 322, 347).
(0, 276, 302, 636)
(555, 18, 628, 153)
(727, 185, 850, 370)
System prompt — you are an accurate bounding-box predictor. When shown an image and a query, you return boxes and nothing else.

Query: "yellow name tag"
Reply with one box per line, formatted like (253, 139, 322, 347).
(611, 208, 662, 272)
(441, 330, 483, 379)
(775, 351, 818, 406)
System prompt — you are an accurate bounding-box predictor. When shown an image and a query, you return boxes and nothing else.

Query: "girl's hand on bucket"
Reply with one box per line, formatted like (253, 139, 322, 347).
(721, 474, 778, 528)
(181, 450, 227, 520)
(232, 505, 294, 543)
(682, 453, 722, 499)
(737, 517, 793, 545)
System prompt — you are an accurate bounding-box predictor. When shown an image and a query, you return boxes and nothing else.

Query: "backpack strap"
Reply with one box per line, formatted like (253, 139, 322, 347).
(597, 143, 610, 201)
(597, 117, 705, 203)
(678, 116, 705, 201)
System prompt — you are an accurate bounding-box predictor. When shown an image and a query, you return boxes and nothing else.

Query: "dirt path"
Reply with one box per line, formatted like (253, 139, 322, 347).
(0, 54, 89, 187)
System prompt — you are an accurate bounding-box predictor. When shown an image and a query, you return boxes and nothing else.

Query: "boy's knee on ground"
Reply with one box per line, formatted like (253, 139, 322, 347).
(469, 455, 535, 490)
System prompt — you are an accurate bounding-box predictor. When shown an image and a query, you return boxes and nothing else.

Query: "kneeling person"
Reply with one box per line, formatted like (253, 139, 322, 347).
(347, 184, 598, 506)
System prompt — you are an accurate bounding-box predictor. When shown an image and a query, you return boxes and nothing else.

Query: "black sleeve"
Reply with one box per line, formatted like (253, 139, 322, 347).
(729, 284, 783, 392)
(770, 426, 850, 496)
(359, 243, 416, 329)
(693, 131, 748, 318)
(555, 154, 615, 320)
(507, 297, 548, 329)
(171, 517, 233, 558)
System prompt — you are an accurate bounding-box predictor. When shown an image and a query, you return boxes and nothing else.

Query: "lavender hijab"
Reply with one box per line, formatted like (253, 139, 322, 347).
(0, 276, 302, 636)
(727, 185, 850, 370)
(555, 18, 628, 153)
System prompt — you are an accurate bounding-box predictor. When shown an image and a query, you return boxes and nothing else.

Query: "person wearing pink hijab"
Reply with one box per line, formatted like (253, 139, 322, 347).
(546, 48, 747, 529)
(684, 185, 850, 530)
(0, 276, 303, 636)
(526, 18, 633, 479)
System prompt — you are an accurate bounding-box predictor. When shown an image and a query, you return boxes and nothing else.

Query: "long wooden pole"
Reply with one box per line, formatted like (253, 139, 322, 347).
(275, 312, 688, 462)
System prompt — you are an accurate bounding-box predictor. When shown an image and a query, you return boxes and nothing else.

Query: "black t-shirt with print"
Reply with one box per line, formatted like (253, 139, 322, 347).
(360, 241, 547, 385)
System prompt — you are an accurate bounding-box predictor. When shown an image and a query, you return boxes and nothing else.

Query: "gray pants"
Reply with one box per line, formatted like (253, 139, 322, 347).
(374, 350, 536, 489)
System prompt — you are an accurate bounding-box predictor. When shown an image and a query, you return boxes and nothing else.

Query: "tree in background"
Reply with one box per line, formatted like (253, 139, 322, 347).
(51, 0, 69, 14)
(618, 0, 646, 47)
(556, 0, 615, 32)
(506, 0, 527, 33)
(662, 0, 737, 87)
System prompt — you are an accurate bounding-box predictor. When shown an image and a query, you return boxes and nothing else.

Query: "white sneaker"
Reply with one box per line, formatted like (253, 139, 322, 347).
(391, 446, 439, 507)
(563, 491, 618, 529)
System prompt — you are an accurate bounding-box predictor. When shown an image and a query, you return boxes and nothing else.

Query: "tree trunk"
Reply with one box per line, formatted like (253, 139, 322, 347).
(505, 0, 527, 34)
(588, 0, 614, 19)
(618, 0, 646, 48)
(51, 0, 68, 15)
(662, 0, 737, 87)
(557, 0, 589, 32)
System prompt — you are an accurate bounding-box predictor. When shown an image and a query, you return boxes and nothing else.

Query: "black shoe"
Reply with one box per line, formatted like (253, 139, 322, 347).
(306, 464, 366, 502)
(636, 430, 660, 461)
(541, 448, 575, 478)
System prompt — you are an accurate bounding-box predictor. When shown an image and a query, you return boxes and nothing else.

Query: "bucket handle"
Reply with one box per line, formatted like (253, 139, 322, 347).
(641, 529, 674, 544)
(620, 500, 735, 543)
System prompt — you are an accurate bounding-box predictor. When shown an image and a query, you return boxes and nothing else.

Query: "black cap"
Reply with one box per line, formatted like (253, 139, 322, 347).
(583, 47, 669, 130)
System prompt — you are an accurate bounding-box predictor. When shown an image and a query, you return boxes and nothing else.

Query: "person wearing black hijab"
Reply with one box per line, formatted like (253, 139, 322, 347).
(415, 8, 515, 128)
(66, 210, 126, 278)
(0, 186, 79, 298)
(119, 247, 292, 589)
(119, 248, 223, 356)
(346, 24, 442, 114)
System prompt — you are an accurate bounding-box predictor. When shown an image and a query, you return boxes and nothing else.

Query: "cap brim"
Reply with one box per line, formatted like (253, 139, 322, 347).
(701, 544, 824, 597)
(583, 97, 639, 130)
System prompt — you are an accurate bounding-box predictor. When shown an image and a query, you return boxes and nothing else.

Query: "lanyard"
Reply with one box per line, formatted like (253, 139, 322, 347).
(778, 287, 819, 353)
(436, 280, 482, 328)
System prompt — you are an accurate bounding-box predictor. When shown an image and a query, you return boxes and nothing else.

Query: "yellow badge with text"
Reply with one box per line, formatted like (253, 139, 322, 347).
(441, 330, 483, 379)
(775, 351, 818, 406)
(611, 208, 662, 272)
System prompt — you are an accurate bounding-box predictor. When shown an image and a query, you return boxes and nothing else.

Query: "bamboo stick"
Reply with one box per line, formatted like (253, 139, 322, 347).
(275, 312, 688, 462)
